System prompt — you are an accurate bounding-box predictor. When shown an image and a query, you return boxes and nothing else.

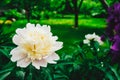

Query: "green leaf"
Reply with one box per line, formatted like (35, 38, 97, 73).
(54, 74, 69, 80)
(94, 64, 115, 80)
(105, 72, 115, 80)
(0, 72, 11, 80)
(0, 61, 15, 80)
(109, 66, 120, 80)
(0, 46, 13, 58)
(26, 73, 32, 80)
(45, 68, 53, 80)
(16, 71, 25, 80)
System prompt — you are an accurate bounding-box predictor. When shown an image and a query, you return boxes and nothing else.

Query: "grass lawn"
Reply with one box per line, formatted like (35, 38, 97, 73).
(1, 17, 107, 55)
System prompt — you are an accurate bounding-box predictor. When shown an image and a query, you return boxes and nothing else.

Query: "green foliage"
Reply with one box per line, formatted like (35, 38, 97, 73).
(50, 0, 65, 13)
(106, 0, 120, 6)
(0, 0, 11, 9)
(4, 9, 25, 19)
(0, 23, 14, 80)
(81, 0, 104, 17)
(31, 10, 41, 20)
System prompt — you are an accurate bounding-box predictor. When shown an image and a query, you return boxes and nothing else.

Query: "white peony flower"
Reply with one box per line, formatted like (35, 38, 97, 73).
(83, 33, 103, 45)
(10, 23, 63, 69)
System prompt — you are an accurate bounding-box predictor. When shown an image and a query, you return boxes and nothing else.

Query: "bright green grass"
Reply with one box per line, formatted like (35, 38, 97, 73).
(40, 18, 106, 28)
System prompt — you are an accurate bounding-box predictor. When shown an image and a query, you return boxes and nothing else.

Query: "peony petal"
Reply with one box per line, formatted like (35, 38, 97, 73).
(51, 53, 60, 60)
(10, 47, 20, 55)
(36, 24, 41, 27)
(32, 59, 47, 69)
(85, 34, 95, 40)
(17, 58, 31, 68)
(10, 48, 27, 62)
(45, 53, 60, 64)
(39, 59, 47, 67)
(32, 60, 40, 69)
(46, 60, 56, 64)
(83, 39, 90, 44)
(42, 25, 51, 32)
(37, 25, 51, 35)
(16, 28, 26, 36)
(11, 53, 26, 62)
(26, 23, 35, 28)
(12, 35, 22, 45)
(52, 36, 58, 41)
(11, 47, 26, 54)
(53, 42, 63, 51)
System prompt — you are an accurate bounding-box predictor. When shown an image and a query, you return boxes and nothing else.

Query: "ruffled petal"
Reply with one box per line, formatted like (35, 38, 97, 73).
(42, 25, 51, 32)
(10, 47, 27, 62)
(17, 58, 31, 68)
(10, 47, 20, 55)
(32, 60, 40, 69)
(52, 36, 58, 41)
(16, 28, 26, 35)
(53, 42, 63, 51)
(83, 39, 90, 44)
(11, 53, 26, 62)
(36, 24, 41, 27)
(45, 53, 60, 64)
(32, 59, 47, 69)
(12, 35, 22, 45)
(26, 23, 35, 29)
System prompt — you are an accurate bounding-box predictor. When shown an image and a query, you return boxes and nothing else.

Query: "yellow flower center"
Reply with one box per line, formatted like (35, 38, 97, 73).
(21, 32, 53, 60)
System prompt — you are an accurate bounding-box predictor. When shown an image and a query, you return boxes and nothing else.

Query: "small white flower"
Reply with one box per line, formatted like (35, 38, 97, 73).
(10, 23, 63, 69)
(12, 18, 16, 22)
(85, 33, 96, 40)
(101, 62, 104, 67)
(83, 33, 103, 45)
(22, 9, 26, 14)
(83, 39, 90, 46)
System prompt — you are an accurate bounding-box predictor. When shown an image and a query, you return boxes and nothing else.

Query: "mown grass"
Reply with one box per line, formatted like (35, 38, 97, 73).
(40, 18, 106, 28)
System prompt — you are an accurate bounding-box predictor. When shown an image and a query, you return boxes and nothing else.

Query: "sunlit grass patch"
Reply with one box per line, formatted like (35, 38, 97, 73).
(39, 18, 106, 28)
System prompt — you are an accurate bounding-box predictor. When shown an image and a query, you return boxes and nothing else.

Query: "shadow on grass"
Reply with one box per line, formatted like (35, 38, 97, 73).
(50, 24, 105, 54)
(51, 24, 105, 43)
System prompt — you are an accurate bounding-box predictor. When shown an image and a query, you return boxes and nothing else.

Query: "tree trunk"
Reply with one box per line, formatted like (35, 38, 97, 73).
(26, 9, 31, 22)
(24, 3, 31, 22)
(73, 0, 83, 28)
(67, 0, 83, 28)
(99, 0, 109, 12)
(75, 10, 78, 28)
(74, 0, 78, 28)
